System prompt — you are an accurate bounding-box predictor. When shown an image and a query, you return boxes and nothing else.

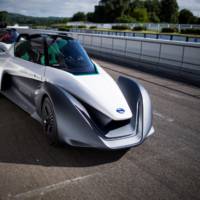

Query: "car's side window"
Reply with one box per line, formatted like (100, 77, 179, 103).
(46, 37, 61, 67)
(14, 36, 45, 65)
(30, 37, 45, 65)
(15, 37, 32, 61)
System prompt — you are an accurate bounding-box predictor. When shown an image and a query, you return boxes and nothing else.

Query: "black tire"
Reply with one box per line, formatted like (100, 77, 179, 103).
(41, 97, 60, 146)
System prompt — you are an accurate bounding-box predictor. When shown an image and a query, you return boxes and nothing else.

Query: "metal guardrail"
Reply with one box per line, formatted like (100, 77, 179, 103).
(67, 22, 200, 31)
(70, 29, 200, 43)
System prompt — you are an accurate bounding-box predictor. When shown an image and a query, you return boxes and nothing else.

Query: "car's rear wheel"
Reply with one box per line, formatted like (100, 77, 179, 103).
(42, 97, 60, 146)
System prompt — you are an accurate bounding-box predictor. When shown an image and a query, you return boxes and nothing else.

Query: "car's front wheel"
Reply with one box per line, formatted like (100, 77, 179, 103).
(41, 97, 60, 146)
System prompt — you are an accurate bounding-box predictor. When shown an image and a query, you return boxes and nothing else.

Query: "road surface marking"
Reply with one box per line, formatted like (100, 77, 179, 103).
(153, 111, 174, 122)
(12, 173, 99, 199)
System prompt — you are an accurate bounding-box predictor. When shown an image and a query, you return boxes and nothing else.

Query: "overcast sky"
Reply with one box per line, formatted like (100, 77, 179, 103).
(0, 0, 200, 17)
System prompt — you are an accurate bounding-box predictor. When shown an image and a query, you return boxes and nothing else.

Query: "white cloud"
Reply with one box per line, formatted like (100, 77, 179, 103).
(177, 0, 200, 16)
(0, 0, 200, 17)
(0, 0, 99, 17)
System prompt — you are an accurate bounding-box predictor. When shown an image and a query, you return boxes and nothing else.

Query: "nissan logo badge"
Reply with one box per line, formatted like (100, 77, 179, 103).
(116, 108, 125, 114)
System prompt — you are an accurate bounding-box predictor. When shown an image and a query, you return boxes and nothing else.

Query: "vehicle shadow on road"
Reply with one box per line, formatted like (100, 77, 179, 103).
(0, 96, 127, 167)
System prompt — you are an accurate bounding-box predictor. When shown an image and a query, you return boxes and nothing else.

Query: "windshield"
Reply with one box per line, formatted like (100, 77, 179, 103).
(47, 37, 97, 75)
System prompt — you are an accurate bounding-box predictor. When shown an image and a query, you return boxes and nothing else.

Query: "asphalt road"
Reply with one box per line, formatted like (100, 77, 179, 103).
(0, 58, 200, 200)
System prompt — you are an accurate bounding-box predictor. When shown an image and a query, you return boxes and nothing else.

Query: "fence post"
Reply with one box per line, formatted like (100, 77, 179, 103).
(140, 41, 143, 60)
(124, 38, 127, 56)
(178, 24, 181, 32)
(100, 35, 103, 50)
(91, 35, 93, 47)
(157, 24, 160, 32)
(112, 37, 114, 52)
(180, 45, 185, 76)
(158, 43, 162, 64)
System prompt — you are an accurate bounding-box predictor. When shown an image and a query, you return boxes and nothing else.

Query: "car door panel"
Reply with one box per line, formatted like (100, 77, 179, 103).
(10, 35, 45, 105)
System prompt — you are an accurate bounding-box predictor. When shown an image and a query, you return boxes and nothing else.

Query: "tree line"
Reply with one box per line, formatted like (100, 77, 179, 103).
(72, 0, 200, 24)
(0, 11, 68, 27)
(0, 0, 200, 27)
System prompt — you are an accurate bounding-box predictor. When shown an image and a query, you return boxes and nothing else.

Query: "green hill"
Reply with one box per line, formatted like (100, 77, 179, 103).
(0, 11, 69, 26)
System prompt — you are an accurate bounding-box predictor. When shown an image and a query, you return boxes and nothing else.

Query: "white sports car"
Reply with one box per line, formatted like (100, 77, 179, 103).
(0, 33, 154, 150)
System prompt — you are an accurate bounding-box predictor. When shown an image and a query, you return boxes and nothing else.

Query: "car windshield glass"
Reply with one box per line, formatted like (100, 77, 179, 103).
(47, 37, 97, 75)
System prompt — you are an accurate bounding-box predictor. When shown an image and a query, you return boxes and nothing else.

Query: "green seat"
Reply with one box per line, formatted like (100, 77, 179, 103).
(21, 52, 30, 61)
(15, 41, 31, 61)
(40, 55, 45, 65)
(48, 43, 61, 65)
(40, 39, 68, 66)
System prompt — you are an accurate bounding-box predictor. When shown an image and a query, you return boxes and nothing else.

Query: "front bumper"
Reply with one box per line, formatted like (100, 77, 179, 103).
(98, 126, 154, 150)
(58, 76, 155, 150)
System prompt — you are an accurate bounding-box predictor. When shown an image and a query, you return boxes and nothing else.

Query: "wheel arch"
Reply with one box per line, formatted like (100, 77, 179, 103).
(36, 82, 105, 147)
(35, 82, 67, 119)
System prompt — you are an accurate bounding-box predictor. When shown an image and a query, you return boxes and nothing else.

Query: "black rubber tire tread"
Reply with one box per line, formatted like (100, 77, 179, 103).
(42, 97, 60, 146)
